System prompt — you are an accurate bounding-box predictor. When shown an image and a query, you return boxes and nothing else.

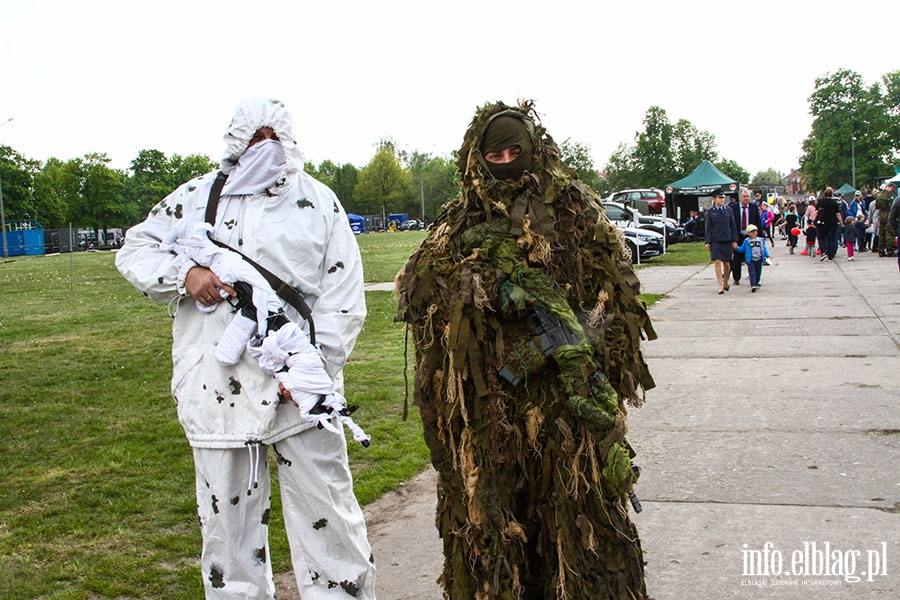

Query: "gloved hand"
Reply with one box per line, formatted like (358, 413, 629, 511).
(162, 217, 282, 359)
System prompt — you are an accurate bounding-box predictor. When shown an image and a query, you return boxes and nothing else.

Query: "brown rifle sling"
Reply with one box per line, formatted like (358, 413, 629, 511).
(204, 171, 316, 345)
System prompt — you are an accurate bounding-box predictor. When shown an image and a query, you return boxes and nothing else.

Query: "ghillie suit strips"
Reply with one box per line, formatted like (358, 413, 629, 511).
(875, 188, 897, 256)
(396, 101, 657, 600)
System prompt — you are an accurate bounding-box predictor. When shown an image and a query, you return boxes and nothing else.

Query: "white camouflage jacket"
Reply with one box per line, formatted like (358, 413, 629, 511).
(116, 99, 366, 448)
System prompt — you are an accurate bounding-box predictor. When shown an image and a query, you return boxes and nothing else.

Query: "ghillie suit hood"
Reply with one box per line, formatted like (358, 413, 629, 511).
(397, 100, 656, 599)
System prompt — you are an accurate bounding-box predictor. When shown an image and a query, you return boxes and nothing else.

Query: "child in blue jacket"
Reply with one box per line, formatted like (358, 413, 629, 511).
(735, 224, 770, 292)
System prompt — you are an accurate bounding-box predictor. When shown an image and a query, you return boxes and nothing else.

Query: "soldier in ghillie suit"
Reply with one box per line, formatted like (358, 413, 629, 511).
(876, 182, 897, 257)
(396, 100, 657, 600)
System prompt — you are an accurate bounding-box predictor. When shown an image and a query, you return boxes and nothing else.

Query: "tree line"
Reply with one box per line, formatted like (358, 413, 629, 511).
(302, 139, 460, 221)
(0, 141, 461, 240)
(0, 148, 219, 240)
(800, 69, 900, 191)
(2, 68, 897, 238)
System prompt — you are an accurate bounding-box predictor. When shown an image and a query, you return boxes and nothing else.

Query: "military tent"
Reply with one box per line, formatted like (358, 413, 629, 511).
(664, 160, 739, 220)
(834, 183, 857, 197)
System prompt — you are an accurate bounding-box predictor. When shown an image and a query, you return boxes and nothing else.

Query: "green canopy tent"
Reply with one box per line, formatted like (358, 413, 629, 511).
(834, 183, 857, 197)
(664, 160, 739, 220)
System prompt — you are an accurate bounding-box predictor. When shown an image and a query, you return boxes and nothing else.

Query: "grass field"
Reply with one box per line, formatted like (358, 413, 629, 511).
(0, 249, 428, 599)
(635, 240, 708, 268)
(0, 231, 700, 597)
(355, 230, 427, 282)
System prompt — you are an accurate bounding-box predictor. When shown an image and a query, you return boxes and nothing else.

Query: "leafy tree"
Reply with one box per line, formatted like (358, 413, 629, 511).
(58, 153, 124, 238)
(634, 106, 677, 187)
(375, 138, 399, 155)
(332, 163, 359, 212)
(603, 107, 710, 190)
(399, 150, 428, 176)
(123, 149, 173, 224)
(883, 70, 900, 160)
(414, 155, 458, 220)
(170, 153, 217, 187)
(799, 69, 895, 191)
(400, 150, 456, 219)
(121, 150, 216, 226)
(603, 106, 751, 192)
(1, 146, 41, 223)
(604, 143, 638, 192)
(354, 147, 412, 216)
(304, 160, 359, 211)
(672, 119, 717, 174)
(32, 157, 70, 228)
(75, 153, 125, 237)
(309, 159, 339, 189)
(592, 171, 614, 198)
(559, 139, 602, 191)
(303, 160, 319, 178)
(750, 169, 784, 187)
(715, 158, 750, 186)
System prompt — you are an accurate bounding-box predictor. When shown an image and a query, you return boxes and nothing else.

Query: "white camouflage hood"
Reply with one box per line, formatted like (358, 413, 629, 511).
(220, 97, 304, 176)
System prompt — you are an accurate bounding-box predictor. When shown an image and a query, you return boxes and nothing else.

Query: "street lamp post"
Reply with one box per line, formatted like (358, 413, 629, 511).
(0, 117, 15, 258)
(849, 102, 856, 190)
(0, 170, 7, 258)
(420, 168, 425, 221)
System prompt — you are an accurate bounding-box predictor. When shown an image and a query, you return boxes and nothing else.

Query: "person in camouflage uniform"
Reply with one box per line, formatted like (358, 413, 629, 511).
(876, 182, 897, 257)
(396, 101, 656, 600)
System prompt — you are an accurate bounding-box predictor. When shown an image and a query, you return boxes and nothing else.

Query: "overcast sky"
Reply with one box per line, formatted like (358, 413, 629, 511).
(1, 0, 896, 180)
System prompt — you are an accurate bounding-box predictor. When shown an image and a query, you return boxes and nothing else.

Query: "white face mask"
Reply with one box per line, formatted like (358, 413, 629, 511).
(222, 138, 286, 196)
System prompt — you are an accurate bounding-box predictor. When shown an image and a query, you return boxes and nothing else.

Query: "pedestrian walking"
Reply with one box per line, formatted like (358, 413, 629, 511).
(844, 216, 857, 261)
(815, 188, 842, 261)
(803, 222, 817, 257)
(706, 189, 739, 293)
(735, 224, 770, 291)
(783, 203, 800, 254)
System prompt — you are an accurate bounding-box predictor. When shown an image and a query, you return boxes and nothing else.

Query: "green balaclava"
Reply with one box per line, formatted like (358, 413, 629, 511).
(479, 113, 535, 180)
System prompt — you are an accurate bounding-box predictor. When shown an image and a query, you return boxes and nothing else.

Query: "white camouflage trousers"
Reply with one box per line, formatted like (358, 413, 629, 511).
(193, 426, 376, 599)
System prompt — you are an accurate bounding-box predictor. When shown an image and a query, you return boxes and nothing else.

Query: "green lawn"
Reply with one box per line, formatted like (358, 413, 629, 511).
(355, 230, 427, 282)
(637, 240, 709, 268)
(0, 234, 703, 598)
(0, 252, 427, 599)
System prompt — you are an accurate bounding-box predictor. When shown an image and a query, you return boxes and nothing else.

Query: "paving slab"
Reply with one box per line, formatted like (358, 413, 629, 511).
(645, 335, 900, 358)
(634, 362, 900, 432)
(629, 429, 900, 509)
(636, 264, 707, 296)
(649, 316, 889, 337)
(635, 503, 899, 600)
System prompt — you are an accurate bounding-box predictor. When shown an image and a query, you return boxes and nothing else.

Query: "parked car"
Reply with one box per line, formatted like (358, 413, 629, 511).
(608, 189, 666, 214)
(620, 226, 664, 263)
(602, 201, 685, 245)
(399, 219, 424, 231)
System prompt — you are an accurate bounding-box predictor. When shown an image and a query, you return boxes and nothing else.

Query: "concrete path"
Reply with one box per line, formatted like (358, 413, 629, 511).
(284, 245, 900, 599)
(626, 247, 899, 599)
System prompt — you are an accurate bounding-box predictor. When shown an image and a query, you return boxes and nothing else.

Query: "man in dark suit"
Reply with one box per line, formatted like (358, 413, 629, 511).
(815, 187, 842, 261)
(730, 187, 761, 285)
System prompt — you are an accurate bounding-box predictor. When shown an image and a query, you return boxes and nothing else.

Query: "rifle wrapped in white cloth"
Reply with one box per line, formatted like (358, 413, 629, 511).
(160, 218, 370, 446)
(248, 323, 371, 446)
(160, 219, 278, 364)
